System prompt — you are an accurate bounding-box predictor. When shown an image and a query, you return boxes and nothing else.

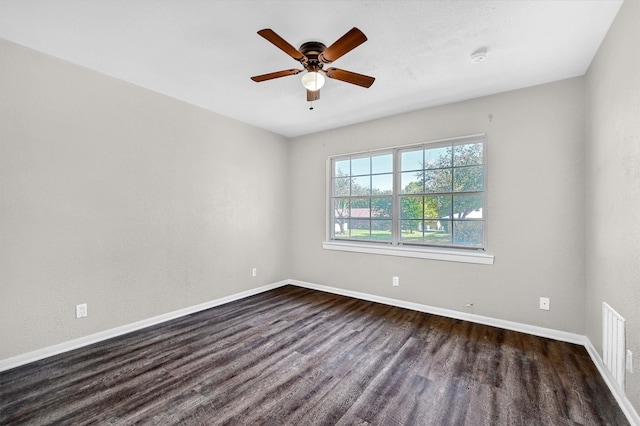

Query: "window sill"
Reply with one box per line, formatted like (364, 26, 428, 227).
(322, 241, 494, 265)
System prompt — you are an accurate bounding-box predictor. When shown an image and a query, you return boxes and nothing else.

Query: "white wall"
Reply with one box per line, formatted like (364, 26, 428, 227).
(290, 78, 586, 334)
(0, 39, 290, 360)
(585, 0, 640, 410)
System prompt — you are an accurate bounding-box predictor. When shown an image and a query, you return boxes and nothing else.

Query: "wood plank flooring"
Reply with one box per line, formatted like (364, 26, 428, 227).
(0, 285, 629, 425)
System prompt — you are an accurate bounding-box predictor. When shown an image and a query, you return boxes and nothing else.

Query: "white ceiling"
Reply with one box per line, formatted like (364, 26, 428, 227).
(0, 0, 623, 138)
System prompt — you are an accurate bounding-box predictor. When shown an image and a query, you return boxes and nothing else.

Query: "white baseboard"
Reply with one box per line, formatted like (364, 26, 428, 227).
(2, 278, 638, 425)
(288, 279, 585, 344)
(0, 281, 289, 373)
(584, 338, 640, 426)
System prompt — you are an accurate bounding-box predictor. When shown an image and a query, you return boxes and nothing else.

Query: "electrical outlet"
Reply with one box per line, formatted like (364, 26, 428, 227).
(252, 267, 257, 277)
(392, 276, 399, 286)
(539, 297, 550, 311)
(627, 350, 633, 373)
(76, 303, 87, 319)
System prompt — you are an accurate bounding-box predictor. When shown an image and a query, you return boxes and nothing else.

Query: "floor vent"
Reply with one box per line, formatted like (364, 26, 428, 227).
(602, 302, 626, 391)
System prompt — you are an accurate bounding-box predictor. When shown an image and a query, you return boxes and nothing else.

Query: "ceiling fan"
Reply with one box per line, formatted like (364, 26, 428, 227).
(250, 27, 375, 104)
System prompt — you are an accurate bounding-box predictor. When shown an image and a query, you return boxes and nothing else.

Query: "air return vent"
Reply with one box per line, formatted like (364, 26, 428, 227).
(602, 302, 626, 391)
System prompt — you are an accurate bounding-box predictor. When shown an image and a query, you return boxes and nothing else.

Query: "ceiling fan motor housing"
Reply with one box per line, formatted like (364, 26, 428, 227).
(300, 41, 327, 71)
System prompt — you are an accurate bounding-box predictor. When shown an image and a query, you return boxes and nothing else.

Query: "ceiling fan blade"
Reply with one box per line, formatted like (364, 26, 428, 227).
(257, 29, 306, 62)
(307, 89, 320, 102)
(319, 27, 367, 64)
(324, 68, 375, 88)
(251, 69, 303, 82)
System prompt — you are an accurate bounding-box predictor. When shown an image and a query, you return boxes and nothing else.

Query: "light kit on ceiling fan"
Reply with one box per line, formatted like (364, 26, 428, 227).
(251, 27, 375, 107)
(301, 71, 325, 91)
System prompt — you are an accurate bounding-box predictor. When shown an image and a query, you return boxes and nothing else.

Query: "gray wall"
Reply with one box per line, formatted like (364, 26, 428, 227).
(585, 0, 640, 409)
(0, 39, 290, 360)
(289, 78, 586, 334)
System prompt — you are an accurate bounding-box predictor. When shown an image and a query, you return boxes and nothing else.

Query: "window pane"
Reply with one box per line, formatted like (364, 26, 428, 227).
(401, 196, 423, 219)
(423, 195, 452, 219)
(333, 219, 350, 237)
(334, 159, 350, 177)
(453, 166, 484, 192)
(401, 220, 423, 242)
(425, 146, 451, 169)
(371, 220, 392, 241)
(350, 219, 391, 241)
(424, 220, 440, 231)
(350, 218, 370, 230)
(350, 198, 370, 217)
(351, 156, 370, 176)
(453, 194, 483, 219)
(372, 154, 393, 174)
(333, 199, 350, 218)
(424, 169, 452, 193)
(371, 197, 392, 218)
(401, 171, 423, 193)
(372, 173, 393, 195)
(454, 143, 483, 167)
(334, 177, 350, 196)
(351, 176, 371, 196)
(350, 229, 370, 239)
(401, 149, 423, 171)
(453, 221, 483, 247)
(424, 221, 452, 245)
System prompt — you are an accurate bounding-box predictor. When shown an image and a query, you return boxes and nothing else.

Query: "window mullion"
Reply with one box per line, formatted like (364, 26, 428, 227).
(392, 149, 401, 245)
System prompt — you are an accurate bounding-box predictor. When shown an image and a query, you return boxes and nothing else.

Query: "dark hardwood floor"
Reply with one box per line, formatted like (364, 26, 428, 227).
(0, 285, 629, 425)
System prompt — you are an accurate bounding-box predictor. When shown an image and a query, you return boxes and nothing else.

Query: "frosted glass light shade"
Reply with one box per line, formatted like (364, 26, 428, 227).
(301, 72, 325, 90)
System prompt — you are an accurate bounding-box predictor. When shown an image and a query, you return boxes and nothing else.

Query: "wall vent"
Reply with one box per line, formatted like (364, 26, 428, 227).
(602, 302, 626, 391)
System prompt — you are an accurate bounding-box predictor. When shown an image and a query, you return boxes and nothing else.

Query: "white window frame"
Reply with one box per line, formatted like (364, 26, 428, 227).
(324, 134, 494, 265)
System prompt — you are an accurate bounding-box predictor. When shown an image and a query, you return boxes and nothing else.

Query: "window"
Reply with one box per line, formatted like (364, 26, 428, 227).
(329, 135, 486, 253)
(332, 151, 394, 242)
